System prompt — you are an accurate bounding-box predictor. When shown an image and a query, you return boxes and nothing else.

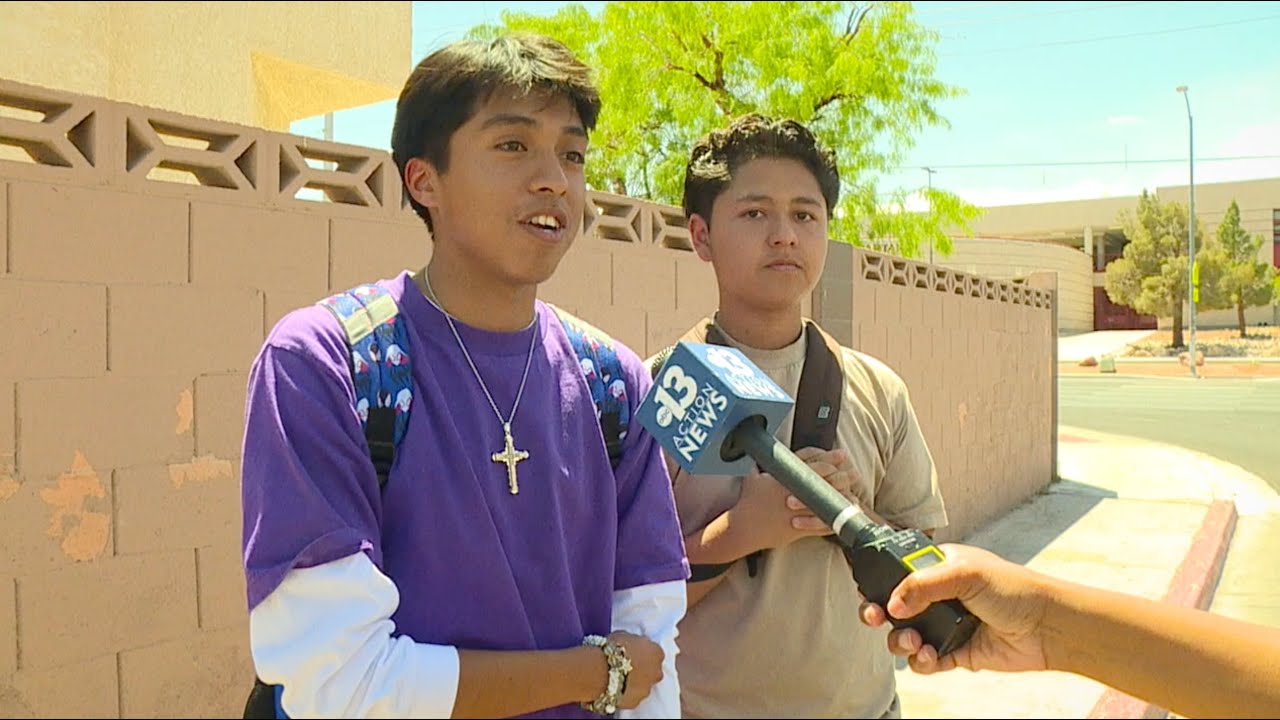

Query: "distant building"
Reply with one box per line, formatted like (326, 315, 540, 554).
(941, 177, 1280, 332)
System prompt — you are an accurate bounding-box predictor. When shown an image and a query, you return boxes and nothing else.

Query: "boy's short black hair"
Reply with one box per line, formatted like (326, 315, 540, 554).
(683, 114, 840, 226)
(392, 33, 601, 231)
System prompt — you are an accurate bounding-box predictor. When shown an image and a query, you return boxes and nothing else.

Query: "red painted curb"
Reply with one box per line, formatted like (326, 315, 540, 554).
(1162, 502, 1239, 610)
(1086, 500, 1238, 719)
(1058, 433, 1097, 443)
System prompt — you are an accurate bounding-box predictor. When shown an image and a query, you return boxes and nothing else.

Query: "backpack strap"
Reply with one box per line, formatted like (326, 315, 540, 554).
(791, 320, 844, 452)
(552, 306, 630, 470)
(316, 284, 414, 490)
(241, 677, 280, 719)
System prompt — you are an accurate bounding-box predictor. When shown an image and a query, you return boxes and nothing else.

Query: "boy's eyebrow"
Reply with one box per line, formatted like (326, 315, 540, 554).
(735, 192, 824, 207)
(479, 113, 587, 138)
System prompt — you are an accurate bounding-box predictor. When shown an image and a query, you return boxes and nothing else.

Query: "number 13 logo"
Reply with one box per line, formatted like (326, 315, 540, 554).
(653, 364, 697, 427)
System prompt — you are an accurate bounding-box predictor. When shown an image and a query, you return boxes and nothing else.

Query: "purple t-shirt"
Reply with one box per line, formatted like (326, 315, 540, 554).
(241, 271, 689, 718)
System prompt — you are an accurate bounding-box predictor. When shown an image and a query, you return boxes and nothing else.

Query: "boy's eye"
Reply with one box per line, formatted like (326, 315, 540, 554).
(796, 211, 815, 222)
(496, 140, 526, 152)
(565, 150, 585, 164)
(744, 209, 765, 219)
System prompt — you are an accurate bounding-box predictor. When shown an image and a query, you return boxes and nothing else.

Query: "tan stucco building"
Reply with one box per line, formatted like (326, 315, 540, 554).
(944, 176, 1280, 332)
(0, 1, 412, 131)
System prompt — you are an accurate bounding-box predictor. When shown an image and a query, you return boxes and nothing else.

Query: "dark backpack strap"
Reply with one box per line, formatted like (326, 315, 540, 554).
(241, 677, 281, 719)
(552, 306, 631, 469)
(785, 322, 850, 560)
(790, 321, 844, 452)
(316, 284, 414, 490)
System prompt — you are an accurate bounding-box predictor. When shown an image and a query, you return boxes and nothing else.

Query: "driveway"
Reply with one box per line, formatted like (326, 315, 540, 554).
(1058, 329, 1155, 362)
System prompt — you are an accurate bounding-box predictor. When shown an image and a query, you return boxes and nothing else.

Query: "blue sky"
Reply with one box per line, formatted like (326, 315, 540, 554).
(297, 1, 1280, 208)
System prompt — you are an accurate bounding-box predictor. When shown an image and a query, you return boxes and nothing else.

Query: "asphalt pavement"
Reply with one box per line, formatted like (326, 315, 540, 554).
(1058, 375, 1280, 493)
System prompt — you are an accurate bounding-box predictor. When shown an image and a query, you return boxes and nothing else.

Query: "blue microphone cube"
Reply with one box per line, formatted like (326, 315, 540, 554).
(638, 341, 794, 476)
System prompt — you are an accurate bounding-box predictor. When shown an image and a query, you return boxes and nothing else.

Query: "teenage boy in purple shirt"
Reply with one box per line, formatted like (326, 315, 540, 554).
(240, 33, 689, 719)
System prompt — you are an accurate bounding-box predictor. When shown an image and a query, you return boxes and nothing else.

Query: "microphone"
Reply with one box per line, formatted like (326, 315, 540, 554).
(638, 341, 980, 657)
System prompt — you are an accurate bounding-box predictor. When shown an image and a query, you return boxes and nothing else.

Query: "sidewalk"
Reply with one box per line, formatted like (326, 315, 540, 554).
(893, 425, 1280, 719)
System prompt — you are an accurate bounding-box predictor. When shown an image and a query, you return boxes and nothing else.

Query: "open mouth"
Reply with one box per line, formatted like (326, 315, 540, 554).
(527, 214, 563, 231)
(522, 213, 567, 241)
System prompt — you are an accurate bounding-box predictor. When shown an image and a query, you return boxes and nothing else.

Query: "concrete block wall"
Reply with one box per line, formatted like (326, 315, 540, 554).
(817, 244, 1058, 542)
(1, 77, 1056, 716)
(0, 78, 430, 718)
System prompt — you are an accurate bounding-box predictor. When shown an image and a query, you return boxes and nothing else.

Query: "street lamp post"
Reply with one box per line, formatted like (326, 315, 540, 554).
(1177, 85, 1198, 379)
(923, 166, 937, 264)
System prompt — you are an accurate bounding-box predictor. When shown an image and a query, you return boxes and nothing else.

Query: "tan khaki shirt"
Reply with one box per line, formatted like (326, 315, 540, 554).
(657, 322, 948, 718)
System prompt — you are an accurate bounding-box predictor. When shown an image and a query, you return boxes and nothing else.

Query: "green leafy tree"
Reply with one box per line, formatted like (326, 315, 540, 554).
(1210, 200, 1276, 338)
(1104, 191, 1204, 348)
(472, 1, 980, 258)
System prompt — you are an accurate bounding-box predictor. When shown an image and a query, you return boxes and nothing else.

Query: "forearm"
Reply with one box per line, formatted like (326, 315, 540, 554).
(682, 511, 755, 608)
(453, 647, 604, 718)
(1043, 578, 1280, 718)
(684, 510, 758, 566)
(253, 554, 607, 718)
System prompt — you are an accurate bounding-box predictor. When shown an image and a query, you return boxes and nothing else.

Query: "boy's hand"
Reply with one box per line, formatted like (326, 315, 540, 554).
(606, 631, 664, 709)
(786, 447, 868, 514)
(735, 447, 864, 551)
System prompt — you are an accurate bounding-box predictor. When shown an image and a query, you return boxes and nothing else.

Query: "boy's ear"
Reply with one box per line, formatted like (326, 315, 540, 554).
(689, 213, 713, 262)
(404, 157, 441, 211)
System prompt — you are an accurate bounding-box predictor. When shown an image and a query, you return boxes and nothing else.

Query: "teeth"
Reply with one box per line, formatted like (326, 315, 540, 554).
(529, 214, 561, 230)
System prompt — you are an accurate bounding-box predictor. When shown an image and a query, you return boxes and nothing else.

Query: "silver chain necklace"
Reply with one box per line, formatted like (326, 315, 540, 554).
(420, 270, 537, 495)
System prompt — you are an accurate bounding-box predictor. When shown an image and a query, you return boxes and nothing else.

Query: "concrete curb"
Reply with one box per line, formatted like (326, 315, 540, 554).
(1085, 500, 1239, 719)
(1058, 365, 1280, 380)
(1077, 357, 1280, 364)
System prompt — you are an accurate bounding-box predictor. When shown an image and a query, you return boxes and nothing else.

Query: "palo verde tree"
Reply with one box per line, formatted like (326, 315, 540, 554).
(472, 1, 980, 258)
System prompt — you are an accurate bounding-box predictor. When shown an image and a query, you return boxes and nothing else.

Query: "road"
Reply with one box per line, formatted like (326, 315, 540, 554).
(1058, 375, 1280, 494)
